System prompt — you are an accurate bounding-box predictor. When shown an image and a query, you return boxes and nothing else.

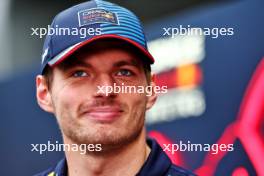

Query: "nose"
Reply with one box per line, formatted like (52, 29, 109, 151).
(94, 74, 117, 98)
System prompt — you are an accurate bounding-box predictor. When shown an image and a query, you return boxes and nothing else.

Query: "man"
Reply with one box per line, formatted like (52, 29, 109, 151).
(35, 0, 196, 175)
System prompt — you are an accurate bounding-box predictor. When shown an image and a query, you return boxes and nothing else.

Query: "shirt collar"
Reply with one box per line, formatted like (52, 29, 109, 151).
(54, 138, 171, 176)
(54, 157, 67, 176)
(136, 138, 171, 176)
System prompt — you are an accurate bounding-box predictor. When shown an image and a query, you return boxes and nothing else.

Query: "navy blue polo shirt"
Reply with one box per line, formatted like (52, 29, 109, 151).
(35, 139, 196, 176)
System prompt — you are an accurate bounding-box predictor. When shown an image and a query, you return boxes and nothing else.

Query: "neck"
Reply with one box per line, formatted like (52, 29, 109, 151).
(63, 128, 150, 176)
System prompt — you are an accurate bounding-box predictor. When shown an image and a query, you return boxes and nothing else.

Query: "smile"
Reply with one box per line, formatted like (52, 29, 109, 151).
(82, 106, 123, 122)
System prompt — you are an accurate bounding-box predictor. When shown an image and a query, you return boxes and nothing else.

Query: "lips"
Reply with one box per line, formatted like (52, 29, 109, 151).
(81, 106, 123, 122)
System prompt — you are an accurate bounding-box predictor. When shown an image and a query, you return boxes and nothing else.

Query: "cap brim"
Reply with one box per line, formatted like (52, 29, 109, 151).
(48, 34, 154, 68)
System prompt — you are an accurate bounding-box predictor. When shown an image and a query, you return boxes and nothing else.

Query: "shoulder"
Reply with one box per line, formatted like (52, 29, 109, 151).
(33, 158, 67, 176)
(167, 164, 197, 176)
(33, 167, 55, 176)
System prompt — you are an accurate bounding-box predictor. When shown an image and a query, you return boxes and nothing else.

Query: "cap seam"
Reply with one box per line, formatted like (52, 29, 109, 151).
(49, 14, 60, 60)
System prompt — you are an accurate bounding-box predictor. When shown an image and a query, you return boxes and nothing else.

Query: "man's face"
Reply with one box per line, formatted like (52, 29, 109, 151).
(37, 43, 156, 151)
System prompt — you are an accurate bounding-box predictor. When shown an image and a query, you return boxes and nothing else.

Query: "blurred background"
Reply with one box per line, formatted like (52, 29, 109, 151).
(0, 0, 263, 175)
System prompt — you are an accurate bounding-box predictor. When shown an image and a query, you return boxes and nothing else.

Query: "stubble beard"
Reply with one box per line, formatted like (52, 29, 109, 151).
(58, 110, 146, 154)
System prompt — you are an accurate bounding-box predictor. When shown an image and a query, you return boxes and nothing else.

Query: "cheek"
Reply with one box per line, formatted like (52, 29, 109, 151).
(52, 91, 75, 121)
(125, 93, 148, 120)
(51, 82, 85, 120)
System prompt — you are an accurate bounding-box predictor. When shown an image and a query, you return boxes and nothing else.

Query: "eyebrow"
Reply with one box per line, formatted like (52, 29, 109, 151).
(59, 57, 141, 72)
(113, 59, 140, 68)
(71, 59, 93, 68)
(58, 58, 92, 71)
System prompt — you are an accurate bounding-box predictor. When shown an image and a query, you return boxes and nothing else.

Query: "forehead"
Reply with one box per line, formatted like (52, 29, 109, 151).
(58, 40, 146, 69)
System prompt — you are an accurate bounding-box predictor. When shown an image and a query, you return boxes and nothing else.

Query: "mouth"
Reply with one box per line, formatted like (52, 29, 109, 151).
(82, 106, 123, 122)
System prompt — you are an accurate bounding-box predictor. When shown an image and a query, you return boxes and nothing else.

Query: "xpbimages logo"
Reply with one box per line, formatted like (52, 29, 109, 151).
(31, 141, 102, 155)
(31, 25, 101, 38)
(163, 141, 234, 155)
(97, 83, 168, 96)
(163, 25, 234, 39)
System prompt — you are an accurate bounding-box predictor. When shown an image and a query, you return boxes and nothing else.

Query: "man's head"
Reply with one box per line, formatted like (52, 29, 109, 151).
(36, 0, 157, 152)
(37, 39, 156, 151)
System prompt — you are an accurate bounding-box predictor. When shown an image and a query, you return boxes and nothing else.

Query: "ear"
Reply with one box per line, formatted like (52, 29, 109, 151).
(146, 74, 158, 110)
(36, 75, 54, 113)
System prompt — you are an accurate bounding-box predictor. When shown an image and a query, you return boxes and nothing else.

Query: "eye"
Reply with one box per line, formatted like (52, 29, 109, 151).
(116, 69, 133, 76)
(72, 71, 89, 77)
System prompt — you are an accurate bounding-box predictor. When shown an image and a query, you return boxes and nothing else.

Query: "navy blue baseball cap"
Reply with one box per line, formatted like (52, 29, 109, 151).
(41, 0, 155, 74)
